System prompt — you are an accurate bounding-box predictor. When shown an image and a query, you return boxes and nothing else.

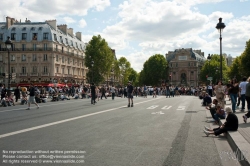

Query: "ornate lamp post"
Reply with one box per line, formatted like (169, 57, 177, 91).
(5, 36, 13, 93)
(91, 60, 94, 83)
(216, 18, 226, 81)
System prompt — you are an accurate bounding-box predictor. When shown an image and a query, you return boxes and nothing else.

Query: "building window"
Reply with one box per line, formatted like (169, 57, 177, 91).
(12, 44, 15, 51)
(43, 33, 48, 40)
(76, 42, 78, 48)
(0, 55, 2, 61)
(0, 34, 3, 41)
(71, 40, 73, 46)
(43, 54, 47, 61)
(62, 56, 64, 63)
(65, 38, 68, 44)
(176, 63, 178, 67)
(73, 59, 74, 65)
(56, 67, 59, 73)
(68, 68, 70, 74)
(54, 34, 57, 41)
(11, 55, 15, 61)
(31, 27, 35, 31)
(22, 67, 26, 74)
(43, 66, 48, 73)
(11, 27, 16, 31)
(44, 43, 47, 51)
(22, 27, 26, 31)
(38, 27, 43, 30)
(22, 44, 26, 51)
(56, 45, 58, 51)
(11, 33, 16, 40)
(62, 47, 64, 53)
(33, 44, 37, 51)
(60, 36, 63, 43)
(21, 55, 26, 61)
(32, 54, 37, 61)
(33, 66, 37, 73)
(22, 33, 27, 40)
(62, 68, 64, 74)
(80, 44, 82, 49)
(11, 67, 15, 73)
(191, 71, 194, 74)
(56, 55, 58, 62)
(32, 33, 37, 40)
(68, 58, 70, 64)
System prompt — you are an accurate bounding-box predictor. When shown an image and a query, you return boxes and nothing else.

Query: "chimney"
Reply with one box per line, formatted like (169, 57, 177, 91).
(6, 16, 13, 29)
(76, 32, 82, 41)
(67, 28, 73, 36)
(57, 24, 67, 34)
(46, 19, 57, 30)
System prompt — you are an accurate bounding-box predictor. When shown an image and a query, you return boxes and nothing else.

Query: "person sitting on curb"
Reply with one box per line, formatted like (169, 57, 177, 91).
(206, 99, 219, 120)
(214, 104, 226, 125)
(202, 93, 212, 106)
(204, 107, 238, 136)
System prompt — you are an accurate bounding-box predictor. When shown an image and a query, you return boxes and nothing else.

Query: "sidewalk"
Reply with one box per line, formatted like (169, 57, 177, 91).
(205, 99, 250, 166)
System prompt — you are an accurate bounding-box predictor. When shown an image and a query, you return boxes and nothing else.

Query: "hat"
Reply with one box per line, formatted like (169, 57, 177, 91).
(225, 107, 233, 113)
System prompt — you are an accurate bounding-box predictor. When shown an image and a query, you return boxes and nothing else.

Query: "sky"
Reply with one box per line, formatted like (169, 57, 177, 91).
(0, 0, 250, 72)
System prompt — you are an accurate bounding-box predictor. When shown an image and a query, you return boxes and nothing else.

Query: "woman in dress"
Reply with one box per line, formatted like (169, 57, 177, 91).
(214, 80, 226, 109)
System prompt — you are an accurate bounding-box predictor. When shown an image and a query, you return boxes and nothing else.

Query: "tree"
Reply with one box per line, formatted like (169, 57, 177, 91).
(85, 35, 114, 84)
(227, 56, 243, 81)
(140, 54, 168, 86)
(128, 68, 138, 85)
(200, 54, 229, 84)
(240, 40, 250, 77)
(118, 57, 131, 85)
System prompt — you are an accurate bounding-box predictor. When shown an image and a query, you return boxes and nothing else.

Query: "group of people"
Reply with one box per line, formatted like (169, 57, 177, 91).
(203, 76, 250, 137)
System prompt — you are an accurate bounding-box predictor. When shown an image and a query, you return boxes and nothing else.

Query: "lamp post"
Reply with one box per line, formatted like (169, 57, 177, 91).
(216, 18, 226, 81)
(5, 36, 13, 94)
(207, 54, 211, 84)
(91, 60, 94, 83)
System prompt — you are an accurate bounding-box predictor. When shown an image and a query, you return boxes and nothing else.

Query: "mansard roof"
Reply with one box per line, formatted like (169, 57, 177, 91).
(166, 48, 206, 62)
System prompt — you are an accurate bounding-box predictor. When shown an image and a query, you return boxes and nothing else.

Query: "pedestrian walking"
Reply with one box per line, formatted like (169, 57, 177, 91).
(110, 85, 115, 100)
(127, 81, 134, 107)
(239, 76, 248, 112)
(90, 83, 96, 105)
(26, 83, 39, 110)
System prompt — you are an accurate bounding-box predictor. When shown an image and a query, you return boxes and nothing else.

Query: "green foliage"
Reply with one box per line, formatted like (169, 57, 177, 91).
(139, 54, 168, 86)
(128, 68, 138, 85)
(227, 56, 243, 81)
(200, 54, 229, 84)
(118, 57, 131, 85)
(240, 40, 250, 77)
(85, 35, 114, 84)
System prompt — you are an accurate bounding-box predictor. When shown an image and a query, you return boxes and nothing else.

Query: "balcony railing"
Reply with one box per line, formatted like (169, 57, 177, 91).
(19, 73, 28, 76)
(41, 73, 50, 76)
(30, 73, 38, 76)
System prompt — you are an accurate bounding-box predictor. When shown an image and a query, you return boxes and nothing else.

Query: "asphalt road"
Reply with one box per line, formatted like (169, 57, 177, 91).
(0, 95, 238, 166)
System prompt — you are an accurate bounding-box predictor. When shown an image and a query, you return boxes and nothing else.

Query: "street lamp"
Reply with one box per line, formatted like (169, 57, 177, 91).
(5, 36, 13, 94)
(216, 18, 226, 81)
(91, 60, 94, 83)
(207, 54, 211, 85)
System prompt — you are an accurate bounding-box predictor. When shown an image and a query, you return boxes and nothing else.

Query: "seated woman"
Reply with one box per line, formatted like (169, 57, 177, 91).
(7, 94, 15, 106)
(214, 104, 226, 124)
(204, 107, 238, 136)
(206, 99, 219, 120)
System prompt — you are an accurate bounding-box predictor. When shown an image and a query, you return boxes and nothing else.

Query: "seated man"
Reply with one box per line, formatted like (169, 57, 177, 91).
(60, 94, 70, 100)
(203, 93, 212, 106)
(1, 97, 7, 107)
(206, 99, 219, 120)
(204, 107, 238, 136)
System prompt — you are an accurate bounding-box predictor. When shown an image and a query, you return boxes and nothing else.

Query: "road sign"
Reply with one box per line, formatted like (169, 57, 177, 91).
(207, 77, 213, 81)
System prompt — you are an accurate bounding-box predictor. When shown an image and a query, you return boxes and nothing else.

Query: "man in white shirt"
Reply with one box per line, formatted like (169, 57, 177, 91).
(239, 76, 248, 112)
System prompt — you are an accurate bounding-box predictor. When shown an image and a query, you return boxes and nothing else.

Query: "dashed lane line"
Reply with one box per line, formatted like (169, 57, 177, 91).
(0, 98, 160, 139)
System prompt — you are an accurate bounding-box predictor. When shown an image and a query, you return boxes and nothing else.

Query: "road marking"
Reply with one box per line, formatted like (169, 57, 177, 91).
(151, 111, 165, 115)
(0, 100, 85, 113)
(161, 106, 172, 109)
(0, 98, 160, 139)
(147, 105, 159, 109)
(177, 106, 186, 110)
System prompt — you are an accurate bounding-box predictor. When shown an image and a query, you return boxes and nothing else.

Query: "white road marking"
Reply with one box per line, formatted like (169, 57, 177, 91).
(177, 106, 186, 110)
(147, 105, 159, 109)
(0, 98, 160, 139)
(161, 106, 172, 109)
(0, 100, 85, 113)
(151, 111, 165, 115)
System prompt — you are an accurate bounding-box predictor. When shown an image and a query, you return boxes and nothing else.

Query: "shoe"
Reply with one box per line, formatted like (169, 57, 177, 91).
(243, 115, 247, 123)
(26, 108, 30, 110)
(131, 103, 133, 107)
(37, 106, 39, 109)
(203, 130, 209, 137)
(128, 104, 130, 107)
(204, 126, 210, 131)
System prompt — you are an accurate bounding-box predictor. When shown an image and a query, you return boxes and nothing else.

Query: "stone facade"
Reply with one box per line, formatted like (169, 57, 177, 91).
(0, 17, 88, 87)
(166, 48, 206, 87)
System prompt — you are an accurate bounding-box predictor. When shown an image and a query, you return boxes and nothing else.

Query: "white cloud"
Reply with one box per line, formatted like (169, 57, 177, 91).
(79, 19, 87, 28)
(63, 17, 76, 24)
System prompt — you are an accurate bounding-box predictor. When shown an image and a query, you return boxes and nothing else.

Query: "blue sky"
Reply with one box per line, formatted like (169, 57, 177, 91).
(1, 0, 250, 72)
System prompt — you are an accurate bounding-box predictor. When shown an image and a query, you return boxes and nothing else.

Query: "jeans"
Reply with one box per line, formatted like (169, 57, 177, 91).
(230, 93, 238, 112)
(241, 94, 246, 110)
(246, 96, 250, 111)
(166, 90, 170, 98)
(214, 113, 225, 122)
(112, 93, 115, 100)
